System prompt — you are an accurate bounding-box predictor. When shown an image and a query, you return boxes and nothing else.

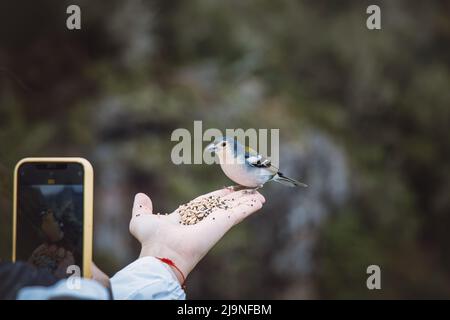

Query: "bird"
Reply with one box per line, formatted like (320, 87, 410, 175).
(205, 136, 307, 189)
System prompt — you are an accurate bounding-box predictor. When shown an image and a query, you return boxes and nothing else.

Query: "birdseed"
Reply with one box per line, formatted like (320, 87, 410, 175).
(177, 195, 230, 225)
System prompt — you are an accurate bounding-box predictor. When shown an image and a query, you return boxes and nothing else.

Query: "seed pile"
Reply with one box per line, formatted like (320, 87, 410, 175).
(178, 195, 230, 225)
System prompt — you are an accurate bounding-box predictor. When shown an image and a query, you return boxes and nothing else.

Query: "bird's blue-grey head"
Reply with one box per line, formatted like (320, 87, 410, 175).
(205, 136, 243, 157)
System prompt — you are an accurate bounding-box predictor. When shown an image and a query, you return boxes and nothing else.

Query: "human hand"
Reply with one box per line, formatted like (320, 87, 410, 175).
(91, 262, 110, 288)
(129, 188, 265, 285)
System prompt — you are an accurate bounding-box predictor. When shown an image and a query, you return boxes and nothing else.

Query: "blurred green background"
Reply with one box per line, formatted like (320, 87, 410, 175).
(1, 0, 450, 299)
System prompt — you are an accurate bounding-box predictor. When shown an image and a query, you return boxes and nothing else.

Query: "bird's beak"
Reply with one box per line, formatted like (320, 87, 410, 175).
(205, 142, 217, 153)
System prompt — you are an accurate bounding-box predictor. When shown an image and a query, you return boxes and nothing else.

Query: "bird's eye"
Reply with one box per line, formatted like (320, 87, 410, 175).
(221, 142, 227, 147)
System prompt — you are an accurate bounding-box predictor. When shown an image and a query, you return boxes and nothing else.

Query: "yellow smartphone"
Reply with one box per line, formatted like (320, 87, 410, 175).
(12, 158, 93, 278)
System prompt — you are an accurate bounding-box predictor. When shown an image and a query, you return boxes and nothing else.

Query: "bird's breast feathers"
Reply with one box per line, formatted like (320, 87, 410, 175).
(220, 159, 272, 188)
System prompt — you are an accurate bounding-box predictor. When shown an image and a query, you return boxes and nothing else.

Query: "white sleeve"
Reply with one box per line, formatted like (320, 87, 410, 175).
(110, 256, 186, 300)
(17, 278, 110, 300)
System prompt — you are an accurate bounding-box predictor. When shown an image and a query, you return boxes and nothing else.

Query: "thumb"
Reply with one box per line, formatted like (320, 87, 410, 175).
(132, 193, 153, 218)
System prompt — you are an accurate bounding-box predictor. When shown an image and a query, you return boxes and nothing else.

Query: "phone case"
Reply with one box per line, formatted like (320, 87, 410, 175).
(12, 157, 94, 278)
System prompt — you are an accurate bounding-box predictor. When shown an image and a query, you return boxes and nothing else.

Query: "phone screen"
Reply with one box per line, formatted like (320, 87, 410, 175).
(16, 162, 84, 279)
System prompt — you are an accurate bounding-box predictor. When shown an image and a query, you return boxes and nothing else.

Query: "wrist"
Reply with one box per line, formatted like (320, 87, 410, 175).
(139, 244, 188, 287)
(156, 258, 186, 287)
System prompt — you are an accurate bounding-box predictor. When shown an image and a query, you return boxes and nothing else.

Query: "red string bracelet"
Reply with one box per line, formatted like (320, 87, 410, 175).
(155, 257, 187, 290)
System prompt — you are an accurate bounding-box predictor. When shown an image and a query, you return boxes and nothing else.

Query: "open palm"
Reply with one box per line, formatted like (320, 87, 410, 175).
(129, 188, 265, 282)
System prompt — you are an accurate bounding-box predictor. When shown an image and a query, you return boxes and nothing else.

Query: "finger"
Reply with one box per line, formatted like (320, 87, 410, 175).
(220, 198, 263, 224)
(221, 190, 265, 202)
(219, 191, 265, 208)
(132, 193, 153, 218)
(198, 197, 264, 229)
(192, 198, 264, 242)
(228, 198, 264, 224)
(213, 194, 256, 211)
(192, 187, 233, 201)
(170, 191, 265, 224)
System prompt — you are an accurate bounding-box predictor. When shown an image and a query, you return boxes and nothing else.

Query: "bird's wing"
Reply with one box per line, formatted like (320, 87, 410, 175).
(245, 146, 279, 174)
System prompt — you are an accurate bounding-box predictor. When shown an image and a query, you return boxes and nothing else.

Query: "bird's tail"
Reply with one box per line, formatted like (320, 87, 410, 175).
(273, 172, 308, 187)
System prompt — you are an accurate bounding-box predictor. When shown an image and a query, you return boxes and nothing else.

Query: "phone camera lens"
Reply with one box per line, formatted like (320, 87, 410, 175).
(20, 171, 25, 176)
(77, 171, 82, 176)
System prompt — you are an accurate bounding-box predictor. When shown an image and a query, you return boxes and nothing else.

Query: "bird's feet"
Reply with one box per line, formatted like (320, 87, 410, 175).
(242, 185, 263, 194)
(224, 185, 263, 194)
(224, 185, 245, 192)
